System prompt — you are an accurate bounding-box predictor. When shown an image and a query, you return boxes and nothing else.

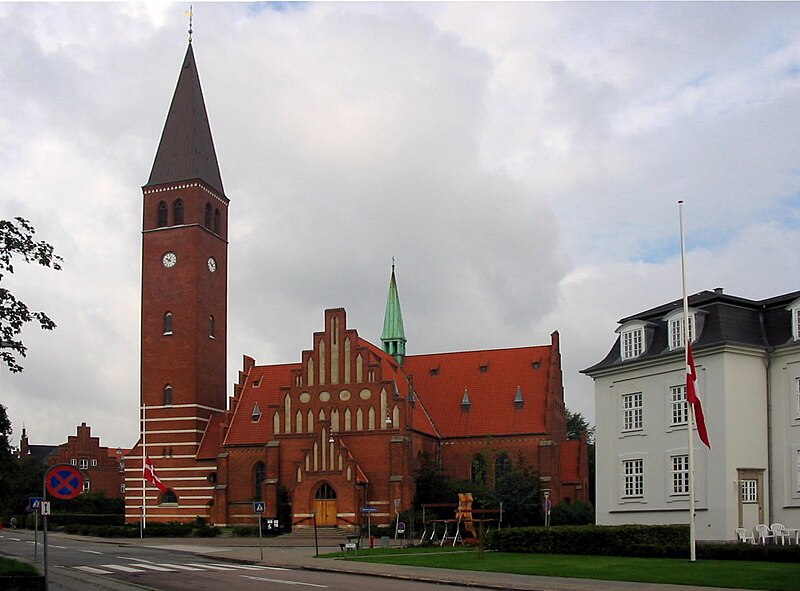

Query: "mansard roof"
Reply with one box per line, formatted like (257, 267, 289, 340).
(146, 43, 224, 195)
(583, 288, 800, 374)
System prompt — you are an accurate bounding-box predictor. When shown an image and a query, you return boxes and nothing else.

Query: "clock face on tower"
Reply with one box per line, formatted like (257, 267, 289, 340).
(162, 252, 177, 268)
(207, 257, 217, 272)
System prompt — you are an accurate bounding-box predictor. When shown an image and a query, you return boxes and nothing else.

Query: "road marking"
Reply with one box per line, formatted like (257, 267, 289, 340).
(156, 563, 205, 571)
(241, 574, 327, 587)
(119, 555, 155, 562)
(100, 564, 146, 573)
(50, 544, 67, 549)
(134, 564, 177, 572)
(8, 537, 21, 541)
(79, 549, 103, 555)
(74, 566, 114, 575)
(187, 562, 239, 571)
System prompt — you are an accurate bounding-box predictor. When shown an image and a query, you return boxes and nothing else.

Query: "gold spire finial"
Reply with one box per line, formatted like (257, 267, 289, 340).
(186, 5, 193, 43)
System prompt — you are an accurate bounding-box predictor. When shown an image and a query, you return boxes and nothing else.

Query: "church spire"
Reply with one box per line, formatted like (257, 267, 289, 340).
(146, 43, 224, 195)
(381, 262, 407, 365)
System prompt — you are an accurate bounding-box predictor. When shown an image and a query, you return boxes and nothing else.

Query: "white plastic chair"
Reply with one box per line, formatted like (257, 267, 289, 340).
(756, 523, 776, 545)
(771, 523, 791, 545)
(735, 527, 755, 544)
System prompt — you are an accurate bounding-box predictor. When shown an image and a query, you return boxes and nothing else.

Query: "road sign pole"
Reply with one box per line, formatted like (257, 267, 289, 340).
(42, 482, 48, 591)
(34, 510, 38, 563)
(258, 515, 263, 561)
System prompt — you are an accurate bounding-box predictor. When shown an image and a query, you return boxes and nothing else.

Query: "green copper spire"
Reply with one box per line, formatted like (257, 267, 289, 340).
(381, 262, 406, 365)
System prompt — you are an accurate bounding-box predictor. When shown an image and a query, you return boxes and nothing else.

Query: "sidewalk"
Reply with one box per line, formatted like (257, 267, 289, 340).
(104, 534, 753, 591)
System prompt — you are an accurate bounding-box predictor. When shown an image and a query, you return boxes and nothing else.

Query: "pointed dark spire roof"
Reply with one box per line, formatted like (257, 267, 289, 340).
(146, 43, 224, 195)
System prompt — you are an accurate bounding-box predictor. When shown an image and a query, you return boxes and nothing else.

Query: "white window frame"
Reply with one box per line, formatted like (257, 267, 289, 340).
(622, 393, 643, 432)
(671, 455, 689, 495)
(741, 479, 758, 503)
(70, 458, 77, 466)
(91, 459, 98, 467)
(794, 307, 800, 341)
(623, 458, 644, 498)
(668, 314, 695, 350)
(670, 385, 688, 426)
(82, 479, 90, 492)
(795, 377, 800, 420)
(79, 458, 89, 470)
(621, 328, 644, 360)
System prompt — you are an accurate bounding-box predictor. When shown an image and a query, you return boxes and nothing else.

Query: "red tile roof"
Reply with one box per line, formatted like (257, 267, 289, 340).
(404, 345, 552, 438)
(197, 413, 225, 460)
(223, 363, 298, 446)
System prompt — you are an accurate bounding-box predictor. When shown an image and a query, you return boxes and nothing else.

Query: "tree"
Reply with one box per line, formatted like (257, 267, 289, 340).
(565, 409, 595, 444)
(492, 455, 541, 526)
(0, 217, 62, 372)
(0, 404, 17, 513)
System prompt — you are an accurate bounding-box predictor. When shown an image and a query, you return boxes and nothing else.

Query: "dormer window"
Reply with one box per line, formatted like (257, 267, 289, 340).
(668, 313, 695, 351)
(617, 320, 654, 361)
(252, 402, 262, 422)
(621, 327, 644, 360)
(789, 299, 800, 341)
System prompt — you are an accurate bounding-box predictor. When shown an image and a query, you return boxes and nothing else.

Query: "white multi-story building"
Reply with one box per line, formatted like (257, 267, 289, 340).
(584, 288, 800, 541)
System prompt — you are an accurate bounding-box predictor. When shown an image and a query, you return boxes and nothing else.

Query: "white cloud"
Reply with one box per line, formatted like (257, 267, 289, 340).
(1, 2, 799, 449)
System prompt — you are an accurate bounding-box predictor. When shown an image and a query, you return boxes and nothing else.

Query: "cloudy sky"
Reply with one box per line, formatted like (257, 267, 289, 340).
(2, 2, 799, 449)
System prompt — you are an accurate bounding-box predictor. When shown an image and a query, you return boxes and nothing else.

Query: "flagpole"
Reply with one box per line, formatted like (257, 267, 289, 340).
(141, 404, 146, 538)
(679, 200, 697, 562)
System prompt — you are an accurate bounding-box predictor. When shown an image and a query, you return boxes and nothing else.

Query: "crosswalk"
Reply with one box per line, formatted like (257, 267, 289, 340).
(72, 561, 288, 576)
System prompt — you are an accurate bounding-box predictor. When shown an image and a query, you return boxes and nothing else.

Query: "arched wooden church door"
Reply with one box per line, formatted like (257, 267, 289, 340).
(314, 483, 337, 526)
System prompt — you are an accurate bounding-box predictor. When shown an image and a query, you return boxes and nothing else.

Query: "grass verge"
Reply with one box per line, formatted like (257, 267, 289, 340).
(0, 556, 39, 576)
(324, 547, 800, 591)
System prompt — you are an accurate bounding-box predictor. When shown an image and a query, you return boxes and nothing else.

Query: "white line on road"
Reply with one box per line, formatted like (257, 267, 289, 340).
(187, 563, 239, 571)
(74, 566, 114, 575)
(100, 564, 147, 573)
(134, 564, 178, 572)
(50, 544, 67, 549)
(156, 563, 205, 571)
(241, 574, 327, 587)
(79, 549, 103, 554)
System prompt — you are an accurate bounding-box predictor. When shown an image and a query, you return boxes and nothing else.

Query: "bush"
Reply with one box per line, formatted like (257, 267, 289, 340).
(698, 543, 800, 563)
(487, 524, 689, 556)
(486, 525, 800, 562)
(549, 502, 594, 526)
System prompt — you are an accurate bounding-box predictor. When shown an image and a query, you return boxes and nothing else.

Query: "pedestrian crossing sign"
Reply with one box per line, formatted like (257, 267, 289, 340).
(253, 501, 265, 514)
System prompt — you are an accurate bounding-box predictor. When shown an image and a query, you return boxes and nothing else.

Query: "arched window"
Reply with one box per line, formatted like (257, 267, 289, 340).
(157, 201, 168, 227)
(253, 462, 266, 501)
(209, 315, 215, 339)
(495, 455, 511, 483)
(163, 312, 173, 335)
(204, 203, 212, 228)
(173, 199, 184, 225)
(213, 209, 220, 234)
(470, 454, 486, 485)
(315, 483, 336, 500)
(164, 385, 173, 406)
(161, 489, 178, 504)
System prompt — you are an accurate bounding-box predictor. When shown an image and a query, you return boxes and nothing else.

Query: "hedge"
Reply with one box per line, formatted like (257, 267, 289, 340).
(487, 524, 689, 556)
(486, 525, 800, 562)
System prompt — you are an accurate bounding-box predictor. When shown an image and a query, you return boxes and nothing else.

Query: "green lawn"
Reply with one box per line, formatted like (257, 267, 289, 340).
(0, 556, 39, 576)
(326, 547, 800, 590)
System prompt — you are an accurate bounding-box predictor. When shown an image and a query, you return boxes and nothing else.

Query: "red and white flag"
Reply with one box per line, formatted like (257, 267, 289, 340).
(686, 343, 711, 449)
(143, 455, 168, 493)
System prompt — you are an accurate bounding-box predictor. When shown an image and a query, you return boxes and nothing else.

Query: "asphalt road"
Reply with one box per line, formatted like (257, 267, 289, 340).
(0, 528, 482, 591)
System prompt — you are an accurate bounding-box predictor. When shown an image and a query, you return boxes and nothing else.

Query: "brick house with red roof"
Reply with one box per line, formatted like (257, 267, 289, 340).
(124, 41, 588, 528)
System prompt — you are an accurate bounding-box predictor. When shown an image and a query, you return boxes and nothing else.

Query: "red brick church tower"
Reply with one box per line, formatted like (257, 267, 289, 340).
(124, 41, 228, 522)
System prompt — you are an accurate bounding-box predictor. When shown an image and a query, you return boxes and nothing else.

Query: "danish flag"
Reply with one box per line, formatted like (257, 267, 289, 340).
(686, 343, 710, 449)
(143, 455, 168, 493)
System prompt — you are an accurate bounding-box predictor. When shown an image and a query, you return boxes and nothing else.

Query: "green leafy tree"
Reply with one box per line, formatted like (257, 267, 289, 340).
(565, 409, 595, 444)
(0, 404, 15, 513)
(550, 500, 594, 525)
(0, 217, 62, 372)
(5, 454, 46, 515)
(492, 455, 541, 526)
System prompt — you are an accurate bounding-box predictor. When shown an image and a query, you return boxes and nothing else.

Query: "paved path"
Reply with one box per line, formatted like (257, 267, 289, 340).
(56, 534, 757, 591)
